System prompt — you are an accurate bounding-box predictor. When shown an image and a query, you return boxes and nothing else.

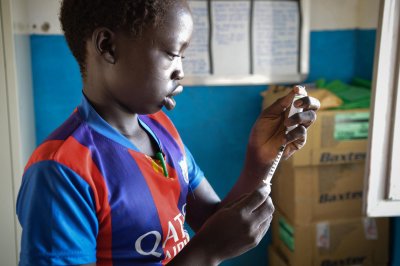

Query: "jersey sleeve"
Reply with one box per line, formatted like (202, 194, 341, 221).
(16, 161, 98, 266)
(184, 145, 206, 191)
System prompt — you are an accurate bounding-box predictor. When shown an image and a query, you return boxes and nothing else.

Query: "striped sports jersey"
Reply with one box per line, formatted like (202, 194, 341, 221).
(16, 95, 205, 266)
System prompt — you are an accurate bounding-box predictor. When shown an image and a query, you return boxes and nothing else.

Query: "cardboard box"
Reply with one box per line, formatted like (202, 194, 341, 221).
(287, 109, 369, 166)
(271, 210, 389, 266)
(272, 109, 370, 224)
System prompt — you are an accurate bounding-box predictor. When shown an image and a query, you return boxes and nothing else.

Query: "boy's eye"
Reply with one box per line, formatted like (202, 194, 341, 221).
(166, 52, 179, 60)
(166, 52, 185, 60)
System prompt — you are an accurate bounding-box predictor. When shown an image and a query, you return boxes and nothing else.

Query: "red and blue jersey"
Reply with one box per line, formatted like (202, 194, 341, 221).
(16, 96, 205, 266)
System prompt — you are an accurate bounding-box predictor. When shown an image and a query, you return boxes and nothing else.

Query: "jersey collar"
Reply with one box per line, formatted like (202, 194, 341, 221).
(77, 94, 161, 152)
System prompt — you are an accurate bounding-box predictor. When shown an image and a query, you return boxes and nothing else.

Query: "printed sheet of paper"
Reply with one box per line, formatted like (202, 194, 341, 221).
(211, 1, 251, 75)
(252, 1, 299, 75)
(184, 1, 211, 75)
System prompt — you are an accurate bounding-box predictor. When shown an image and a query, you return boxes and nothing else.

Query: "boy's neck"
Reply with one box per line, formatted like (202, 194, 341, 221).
(83, 88, 158, 156)
(83, 88, 140, 135)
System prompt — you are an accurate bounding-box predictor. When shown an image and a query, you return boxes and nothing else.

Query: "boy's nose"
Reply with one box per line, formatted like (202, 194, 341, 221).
(172, 70, 184, 80)
(171, 59, 184, 80)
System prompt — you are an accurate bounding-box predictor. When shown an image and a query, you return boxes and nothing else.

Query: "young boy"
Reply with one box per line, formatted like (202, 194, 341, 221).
(16, 0, 319, 265)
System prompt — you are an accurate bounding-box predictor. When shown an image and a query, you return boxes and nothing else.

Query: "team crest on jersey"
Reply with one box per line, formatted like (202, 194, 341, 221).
(178, 158, 189, 184)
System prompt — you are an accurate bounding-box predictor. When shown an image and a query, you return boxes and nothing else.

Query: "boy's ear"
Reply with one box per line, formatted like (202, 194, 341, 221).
(92, 28, 116, 64)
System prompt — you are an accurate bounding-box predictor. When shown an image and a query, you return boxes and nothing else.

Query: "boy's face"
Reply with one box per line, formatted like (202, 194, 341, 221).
(104, 1, 193, 114)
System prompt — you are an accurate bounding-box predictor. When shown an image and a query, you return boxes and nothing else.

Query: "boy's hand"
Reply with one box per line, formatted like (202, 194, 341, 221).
(193, 185, 274, 265)
(244, 86, 320, 180)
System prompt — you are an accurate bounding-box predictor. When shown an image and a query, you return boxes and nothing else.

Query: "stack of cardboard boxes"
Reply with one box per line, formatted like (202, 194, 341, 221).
(268, 109, 390, 266)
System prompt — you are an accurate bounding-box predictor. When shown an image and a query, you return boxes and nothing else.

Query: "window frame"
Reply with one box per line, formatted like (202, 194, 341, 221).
(363, 0, 400, 217)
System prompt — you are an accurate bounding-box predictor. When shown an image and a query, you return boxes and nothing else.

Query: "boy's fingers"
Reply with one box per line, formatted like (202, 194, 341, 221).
(258, 212, 274, 237)
(252, 196, 275, 224)
(261, 90, 296, 117)
(285, 110, 317, 129)
(240, 185, 270, 213)
(294, 96, 321, 111)
(285, 125, 307, 145)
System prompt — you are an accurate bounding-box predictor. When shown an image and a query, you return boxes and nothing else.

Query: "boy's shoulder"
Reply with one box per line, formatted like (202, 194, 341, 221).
(25, 110, 87, 173)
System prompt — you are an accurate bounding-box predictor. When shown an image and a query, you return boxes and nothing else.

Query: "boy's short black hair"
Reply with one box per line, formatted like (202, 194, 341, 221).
(59, 0, 174, 76)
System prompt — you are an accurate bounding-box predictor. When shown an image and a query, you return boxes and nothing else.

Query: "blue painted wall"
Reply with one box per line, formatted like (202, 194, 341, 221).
(30, 29, 400, 265)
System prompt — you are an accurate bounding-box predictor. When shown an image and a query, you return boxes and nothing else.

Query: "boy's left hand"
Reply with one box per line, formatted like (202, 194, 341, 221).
(243, 87, 320, 180)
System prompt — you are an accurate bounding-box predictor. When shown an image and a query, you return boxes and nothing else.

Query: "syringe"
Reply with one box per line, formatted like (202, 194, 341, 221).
(263, 85, 307, 185)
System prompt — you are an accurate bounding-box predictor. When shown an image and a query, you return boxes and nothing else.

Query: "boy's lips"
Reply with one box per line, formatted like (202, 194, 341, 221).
(163, 85, 183, 110)
(170, 85, 183, 96)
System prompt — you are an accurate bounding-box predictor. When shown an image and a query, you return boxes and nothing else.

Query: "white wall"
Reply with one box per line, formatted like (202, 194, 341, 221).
(23, 0, 380, 36)
(310, 0, 380, 30)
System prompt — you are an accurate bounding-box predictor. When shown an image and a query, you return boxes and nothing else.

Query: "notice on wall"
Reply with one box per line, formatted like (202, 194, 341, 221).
(183, 1, 210, 75)
(252, 1, 299, 75)
(185, 0, 301, 82)
(211, 1, 251, 75)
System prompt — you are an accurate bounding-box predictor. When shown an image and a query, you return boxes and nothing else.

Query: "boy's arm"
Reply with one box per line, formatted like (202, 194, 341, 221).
(187, 88, 319, 229)
(17, 161, 98, 266)
(179, 88, 319, 264)
(221, 87, 319, 206)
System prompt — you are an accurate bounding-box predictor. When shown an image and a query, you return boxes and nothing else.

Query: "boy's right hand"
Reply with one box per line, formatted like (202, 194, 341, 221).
(195, 185, 274, 264)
